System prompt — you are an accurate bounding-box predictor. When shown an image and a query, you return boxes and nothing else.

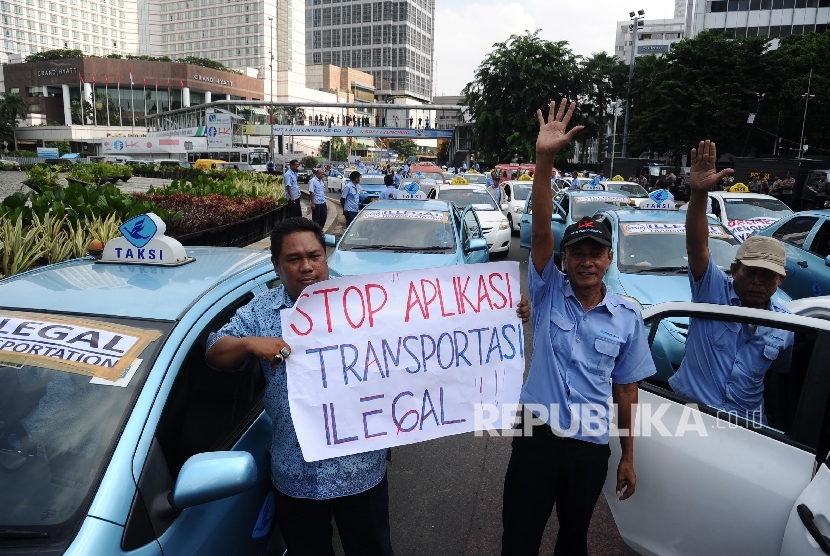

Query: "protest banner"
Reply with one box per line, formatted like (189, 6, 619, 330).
(282, 261, 525, 462)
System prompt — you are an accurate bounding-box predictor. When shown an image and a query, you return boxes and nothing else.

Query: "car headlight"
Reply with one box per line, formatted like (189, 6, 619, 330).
(499, 220, 509, 230)
(619, 294, 643, 310)
(514, 206, 523, 214)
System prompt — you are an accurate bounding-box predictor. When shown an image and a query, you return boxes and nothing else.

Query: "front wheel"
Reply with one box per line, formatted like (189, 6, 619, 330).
(507, 214, 519, 236)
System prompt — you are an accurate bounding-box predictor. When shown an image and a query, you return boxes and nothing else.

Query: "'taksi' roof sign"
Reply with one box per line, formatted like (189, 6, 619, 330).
(100, 213, 193, 266)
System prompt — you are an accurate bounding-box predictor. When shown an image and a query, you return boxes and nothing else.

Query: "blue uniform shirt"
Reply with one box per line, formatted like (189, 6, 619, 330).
(380, 185, 398, 200)
(309, 176, 326, 204)
(207, 286, 387, 499)
(668, 254, 793, 422)
(341, 180, 360, 212)
(393, 173, 402, 186)
(523, 255, 656, 444)
(486, 174, 494, 187)
(284, 169, 300, 201)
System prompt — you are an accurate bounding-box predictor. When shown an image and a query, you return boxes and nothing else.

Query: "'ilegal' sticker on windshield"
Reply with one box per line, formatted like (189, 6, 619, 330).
(0, 311, 161, 381)
(622, 223, 730, 237)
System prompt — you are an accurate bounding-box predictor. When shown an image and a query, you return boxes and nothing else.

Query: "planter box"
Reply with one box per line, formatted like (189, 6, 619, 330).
(173, 205, 286, 248)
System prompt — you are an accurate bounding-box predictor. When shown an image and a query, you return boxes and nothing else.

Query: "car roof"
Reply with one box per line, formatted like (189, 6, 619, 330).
(0, 247, 271, 320)
(710, 192, 779, 200)
(599, 207, 722, 224)
(368, 199, 451, 211)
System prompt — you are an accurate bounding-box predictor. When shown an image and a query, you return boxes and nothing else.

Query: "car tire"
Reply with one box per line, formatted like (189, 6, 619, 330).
(508, 215, 519, 236)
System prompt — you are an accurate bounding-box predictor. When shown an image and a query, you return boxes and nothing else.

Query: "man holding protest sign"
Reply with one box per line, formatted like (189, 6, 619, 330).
(206, 217, 530, 555)
(501, 99, 656, 556)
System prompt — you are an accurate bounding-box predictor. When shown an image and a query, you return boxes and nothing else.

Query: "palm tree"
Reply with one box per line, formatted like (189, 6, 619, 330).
(0, 93, 30, 152)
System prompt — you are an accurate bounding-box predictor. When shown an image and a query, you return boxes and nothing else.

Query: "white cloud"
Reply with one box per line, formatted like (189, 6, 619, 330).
(434, 0, 675, 96)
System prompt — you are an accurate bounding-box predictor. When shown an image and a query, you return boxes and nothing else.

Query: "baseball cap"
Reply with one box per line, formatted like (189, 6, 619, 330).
(561, 216, 612, 248)
(736, 236, 787, 276)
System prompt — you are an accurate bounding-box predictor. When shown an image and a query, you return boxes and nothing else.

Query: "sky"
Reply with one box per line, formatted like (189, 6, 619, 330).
(433, 0, 675, 97)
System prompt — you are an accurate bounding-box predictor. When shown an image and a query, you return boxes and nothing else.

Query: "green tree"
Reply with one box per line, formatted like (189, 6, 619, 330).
(70, 99, 93, 125)
(0, 93, 30, 151)
(388, 139, 418, 159)
(300, 155, 319, 170)
(626, 31, 770, 159)
(462, 30, 581, 164)
(318, 137, 348, 161)
(25, 49, 83, 62)
(47, 140, 71, 156)
(578, 52, 628, 164)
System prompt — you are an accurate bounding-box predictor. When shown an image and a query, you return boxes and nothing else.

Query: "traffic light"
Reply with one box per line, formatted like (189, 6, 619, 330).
(277, 135, 284, 155)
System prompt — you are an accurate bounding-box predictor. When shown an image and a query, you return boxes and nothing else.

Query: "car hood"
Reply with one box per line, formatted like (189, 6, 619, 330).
(473, 209, 506, 224)
(614, 273, 691, 306)
(329, 250, 460, 275)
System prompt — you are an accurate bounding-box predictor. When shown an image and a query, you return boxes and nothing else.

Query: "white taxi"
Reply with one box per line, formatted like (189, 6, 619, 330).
(427, 179, 511, 255)
(680, 189, 793, 242)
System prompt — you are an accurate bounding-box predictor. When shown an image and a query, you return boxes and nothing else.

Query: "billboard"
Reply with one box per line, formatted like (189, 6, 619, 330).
(637, 44, 669, 54)
(243, 125, 454, 139)
(101, 137, 208, 154)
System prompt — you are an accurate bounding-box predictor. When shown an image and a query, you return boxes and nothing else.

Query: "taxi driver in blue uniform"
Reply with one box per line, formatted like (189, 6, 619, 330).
(501, 99, 656, 556)
(670, 139, 794, 424)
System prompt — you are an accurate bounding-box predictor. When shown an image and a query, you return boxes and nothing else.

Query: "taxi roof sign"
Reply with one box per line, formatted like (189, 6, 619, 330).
(639, 189, 676, 210)
(518, 174, 533, 181)
(397, 181, 427, 199)
(580, 176, 606, 191)
(100, 213, 194, 266)
(729, 183, 750, 193)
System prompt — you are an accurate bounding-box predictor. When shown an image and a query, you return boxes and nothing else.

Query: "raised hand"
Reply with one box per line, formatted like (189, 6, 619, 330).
(689, 140, 733, 193)
(536, 99, 584, 158)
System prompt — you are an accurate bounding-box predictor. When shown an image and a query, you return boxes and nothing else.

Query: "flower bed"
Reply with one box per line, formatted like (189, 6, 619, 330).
(133, 193, 279, 236)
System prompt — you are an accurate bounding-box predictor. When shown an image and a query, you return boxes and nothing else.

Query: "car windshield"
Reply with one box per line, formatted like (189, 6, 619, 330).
(511, 183, 532, 201)
(0, 313, 170, 546)
(617, 222, 739, 272)
(339, 209, 456, 251)
(722, 198, 792, 220)
(604, 182, 648, 197)
(440, 188, 497, 210)
(414, 172, 444, 183)
(571, 195, 630, 219)
(359, 176, 387, 187)
(248, 151, 268, 166)
(463, 174, 488, 184)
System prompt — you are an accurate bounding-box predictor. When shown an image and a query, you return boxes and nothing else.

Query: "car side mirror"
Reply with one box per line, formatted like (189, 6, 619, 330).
(551, 214, 563, 223)
(325, 234, 336, 247)
(825, 254, 830, 267)
(500, 203, 508, 211)
(171, 452, 257, 510)
(467, 238, 489, 252)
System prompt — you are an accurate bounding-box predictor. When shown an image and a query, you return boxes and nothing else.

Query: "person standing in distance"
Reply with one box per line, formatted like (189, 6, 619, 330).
(381, 173, 398, 200)
(309, 168, 327, 229)
(501, 99, 655, 556)
(340, 170, 362, 226)
(284, 159, 302, 218)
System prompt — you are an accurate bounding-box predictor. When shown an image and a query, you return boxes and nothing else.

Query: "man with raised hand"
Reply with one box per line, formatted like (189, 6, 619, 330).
(669, 140, 793, 424)
(501, 99, 655, 556)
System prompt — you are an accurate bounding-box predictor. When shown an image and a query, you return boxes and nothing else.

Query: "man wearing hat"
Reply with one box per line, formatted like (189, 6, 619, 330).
(669, 140, 793, 424)
(501, 99, 656, 556)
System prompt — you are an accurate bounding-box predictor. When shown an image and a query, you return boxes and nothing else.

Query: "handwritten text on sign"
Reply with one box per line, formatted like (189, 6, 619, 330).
(282, 262, 525, 462)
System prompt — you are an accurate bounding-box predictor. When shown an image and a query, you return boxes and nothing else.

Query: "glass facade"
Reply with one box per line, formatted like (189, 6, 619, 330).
(304, 0, 434, 101)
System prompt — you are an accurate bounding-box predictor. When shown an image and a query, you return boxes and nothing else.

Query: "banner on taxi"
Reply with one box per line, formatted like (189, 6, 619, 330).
(0, 311, 161, 381)
(283, 262, 525, 462)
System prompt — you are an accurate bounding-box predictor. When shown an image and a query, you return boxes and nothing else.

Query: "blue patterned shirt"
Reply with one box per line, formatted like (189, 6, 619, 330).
(206, 285, 387, 500)
(284, 169, 300, 201)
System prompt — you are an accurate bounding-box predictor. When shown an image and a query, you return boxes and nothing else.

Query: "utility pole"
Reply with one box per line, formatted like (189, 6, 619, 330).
(798, 68, 814, 160)
(621, 9, 644, 159)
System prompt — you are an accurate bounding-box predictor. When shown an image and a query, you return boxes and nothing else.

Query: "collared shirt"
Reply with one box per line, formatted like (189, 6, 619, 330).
(206, 286, 387, 500)
(381, 185, 398, 200)
(284, 169, 300, 201)
(341, 180, 361, 212)
(523, 255, 656, 444)
(486, 174, 494, 187)
(393, 173, 402, 186)
(489, 184, 501, 203)
(309, 176, 326, 204)
(668, 255, 794, 422)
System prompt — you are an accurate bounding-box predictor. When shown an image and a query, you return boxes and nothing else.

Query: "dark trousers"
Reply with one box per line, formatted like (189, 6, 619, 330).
(312, 203, 328, 228)
(287, 198, 302, 218)
(502, 425, 611, 556)
(273, 475, 394, 556)
(344, 210, 358, 226)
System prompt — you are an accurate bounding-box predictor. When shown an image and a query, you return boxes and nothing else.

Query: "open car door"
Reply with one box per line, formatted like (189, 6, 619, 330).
(603, 302, 830, 556)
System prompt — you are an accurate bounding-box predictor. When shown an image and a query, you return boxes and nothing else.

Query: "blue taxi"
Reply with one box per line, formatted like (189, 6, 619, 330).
(753, 210, 830, 299)
(326, 198, 489, 276)
(593, 199, 791, 380)
(357, 173, 388, 208)
(519, 186, 632, 265)
(0, 214, 284, 555)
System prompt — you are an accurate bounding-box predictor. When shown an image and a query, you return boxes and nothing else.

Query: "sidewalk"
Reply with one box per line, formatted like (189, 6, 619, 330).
(245, 192, 341, 250)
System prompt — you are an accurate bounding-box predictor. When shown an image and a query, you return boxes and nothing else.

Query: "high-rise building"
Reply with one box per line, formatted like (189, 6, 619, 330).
(1, 0, 136, 62)
(304, 0, 435, 102)
(684, 0, 830, 39)
(614, 16, 686, 61)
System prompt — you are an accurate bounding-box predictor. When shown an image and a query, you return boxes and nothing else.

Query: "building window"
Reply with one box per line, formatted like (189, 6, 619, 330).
(709, 0, 727, 11)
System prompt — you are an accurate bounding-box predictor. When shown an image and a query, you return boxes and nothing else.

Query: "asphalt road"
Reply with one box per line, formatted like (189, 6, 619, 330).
(323, 194, 638, 556)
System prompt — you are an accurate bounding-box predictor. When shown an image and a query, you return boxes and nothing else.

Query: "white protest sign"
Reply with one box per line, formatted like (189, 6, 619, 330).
(282, 261, 525, 462)
(726, 218, 779, 242)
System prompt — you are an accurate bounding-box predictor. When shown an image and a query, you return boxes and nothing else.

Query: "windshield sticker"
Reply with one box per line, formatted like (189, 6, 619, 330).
(470, 203, 495, 210)
(90, 358, 142, 387)
(362, 210, 446, 222)
(622, 223, 729, 237)
(0, 311, 161, 381)
(574, 196, 626, 203)
(726, 218, 779, 241)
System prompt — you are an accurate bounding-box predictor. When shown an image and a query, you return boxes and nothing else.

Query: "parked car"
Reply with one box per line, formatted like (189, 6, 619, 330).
(427, 183, 511, 255)
(157, 160, 192, 169)
(296, 166, 311, 183)
(0, 224, 285, 554)
(680, 192, 793, 242)
(0, 159, 21, 171)
(325, 169, 345, 192)
(753, 210, 830, 299)
(223, 163, 256, 172)
(326, 198, 489, 276)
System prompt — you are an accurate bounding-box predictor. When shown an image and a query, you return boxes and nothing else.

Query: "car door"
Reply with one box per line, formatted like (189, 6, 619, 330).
(771, 215, 820, 299)
(604, 302, 830, 556)
(780, 453, 830, 555)
(122, 282, 280, 556)
(519, 193, 533, 249)
(796, 218, 830, 297)
(461, 206, 488, 264)
(552, 193, 568, 258)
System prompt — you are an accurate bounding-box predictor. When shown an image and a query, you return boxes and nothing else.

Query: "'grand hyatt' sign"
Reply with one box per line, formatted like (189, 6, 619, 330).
(193, 73, 233, 87)
(37, 67, 79, 77)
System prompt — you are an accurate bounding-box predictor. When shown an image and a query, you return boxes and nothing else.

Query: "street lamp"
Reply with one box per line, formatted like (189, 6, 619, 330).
(268, 16, 275, 164)
(610, 100, 623, 177)
(621, 8, 644, 159)
(798, 69, 814, 160)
